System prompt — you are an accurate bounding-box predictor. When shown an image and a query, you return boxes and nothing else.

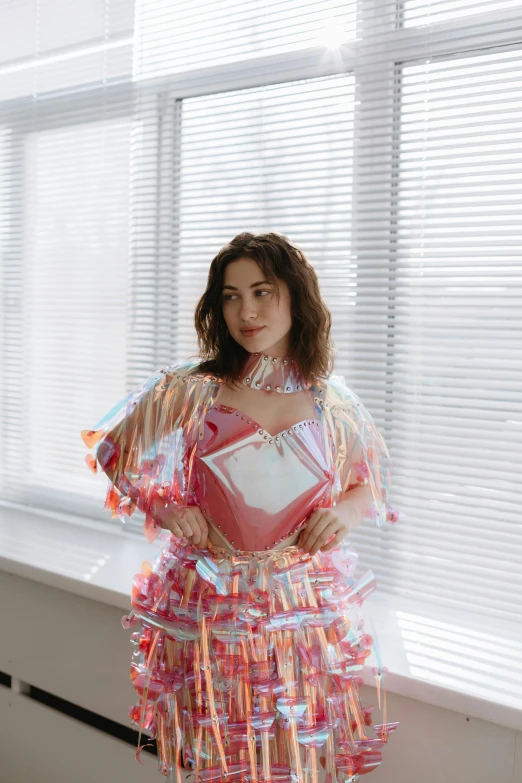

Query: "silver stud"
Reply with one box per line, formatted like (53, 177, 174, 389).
(266, 385, 271, 390)
(258, 429, 264, 435)
(283, 360, 288, 365)
(255, 382, 261, 387)
(264, 435, 268, 440)
(282, 432, 286, 438)
(286, 386, 291, 391)
(272, 357, 277, 363)
(275, 386, 281, 391)
(263, 356, 268, 361)
(269, 439, 273, 444)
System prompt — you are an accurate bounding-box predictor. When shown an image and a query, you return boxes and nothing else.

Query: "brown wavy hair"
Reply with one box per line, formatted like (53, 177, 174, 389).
(194, 232, 335, 385)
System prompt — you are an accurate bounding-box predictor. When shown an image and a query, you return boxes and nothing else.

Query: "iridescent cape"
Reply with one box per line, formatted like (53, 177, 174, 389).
(81, 360, 399, 542)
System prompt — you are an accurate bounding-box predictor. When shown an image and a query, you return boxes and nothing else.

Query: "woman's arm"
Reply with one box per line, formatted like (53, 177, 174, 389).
(325, 375, 399, 531)
(298, 483, 374, 555)
(94, 368, 187, 483)
(83, 367, 190, 521)
(334, 483, 374, 534)
(84, 363, 215, 544)
(299, 376, 399, 554)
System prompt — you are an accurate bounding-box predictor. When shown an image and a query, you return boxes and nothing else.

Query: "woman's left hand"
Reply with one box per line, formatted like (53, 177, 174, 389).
(297, 507, 351, 555)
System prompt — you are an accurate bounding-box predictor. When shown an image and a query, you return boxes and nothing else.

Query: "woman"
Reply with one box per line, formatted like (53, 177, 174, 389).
(82, 232, 399, 782)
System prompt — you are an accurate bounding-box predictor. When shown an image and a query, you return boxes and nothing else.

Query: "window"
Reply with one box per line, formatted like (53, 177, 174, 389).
(0, 1, 520, 623)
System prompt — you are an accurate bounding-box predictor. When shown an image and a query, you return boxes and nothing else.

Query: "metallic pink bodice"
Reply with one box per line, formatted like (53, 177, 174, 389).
(192, 403, 334, 551)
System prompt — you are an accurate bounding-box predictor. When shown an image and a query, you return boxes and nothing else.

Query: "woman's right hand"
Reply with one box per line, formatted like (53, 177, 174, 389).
(151, 499, 209, 547)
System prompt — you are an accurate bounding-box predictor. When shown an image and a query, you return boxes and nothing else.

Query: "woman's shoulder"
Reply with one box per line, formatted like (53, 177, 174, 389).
(311, 372, 360, 408)
(161, 357, 202, 379)
(162, 358, 224, 387)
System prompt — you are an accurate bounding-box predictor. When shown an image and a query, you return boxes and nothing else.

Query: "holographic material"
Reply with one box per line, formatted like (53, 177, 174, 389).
(194, 403, 332, 550)
(236, 352, 311, 393)
(81, 359, 399, 538)
(81, 358, 400, 780)
(126, 537, 399, 782)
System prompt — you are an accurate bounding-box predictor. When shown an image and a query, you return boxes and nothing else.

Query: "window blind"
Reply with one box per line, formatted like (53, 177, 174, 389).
(0, 1, 520, 624)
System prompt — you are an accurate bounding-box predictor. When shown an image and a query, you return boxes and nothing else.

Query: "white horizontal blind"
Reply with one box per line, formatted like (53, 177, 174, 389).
(0, 0, 136, 523)
(0, 1, 521, 623)
(401, 0, 522, 26)
(383, 47, 522, 623)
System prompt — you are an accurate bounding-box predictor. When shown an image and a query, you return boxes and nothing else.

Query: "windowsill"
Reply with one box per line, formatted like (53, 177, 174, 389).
(0, 505, 521, 733)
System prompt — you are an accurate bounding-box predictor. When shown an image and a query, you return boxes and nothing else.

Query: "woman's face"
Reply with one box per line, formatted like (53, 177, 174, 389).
(221, 257, 292, 356)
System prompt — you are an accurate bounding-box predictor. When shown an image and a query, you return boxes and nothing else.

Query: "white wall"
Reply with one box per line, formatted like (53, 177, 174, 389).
(0, 569, 520, 783)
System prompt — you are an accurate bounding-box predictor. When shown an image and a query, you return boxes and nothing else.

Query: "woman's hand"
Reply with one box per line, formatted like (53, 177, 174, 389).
(152, 499, 209, 547)
(297, 507, 351, 556)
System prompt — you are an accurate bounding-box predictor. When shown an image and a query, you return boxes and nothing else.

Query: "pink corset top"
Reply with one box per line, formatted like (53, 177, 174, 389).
(191, 403, 334, 551)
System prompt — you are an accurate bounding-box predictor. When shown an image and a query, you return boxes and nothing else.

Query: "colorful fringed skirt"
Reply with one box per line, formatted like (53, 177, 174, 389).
(123, 535, 398, 782)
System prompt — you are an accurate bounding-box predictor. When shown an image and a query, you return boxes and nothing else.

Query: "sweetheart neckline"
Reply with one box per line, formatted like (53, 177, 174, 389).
(210, 402, 321, 441)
